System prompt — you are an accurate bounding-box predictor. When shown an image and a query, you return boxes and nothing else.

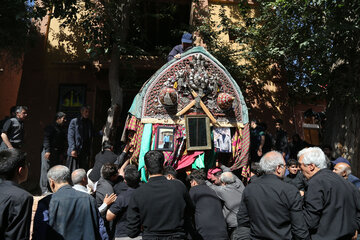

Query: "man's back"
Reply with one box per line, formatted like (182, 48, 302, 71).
(33, 185, 101, 240)
(109, 187, 136, 238)
(189, 184, 228, 240)
(0, 180, 33, 240)
(89, 150, 118, 183)
(127, 176, 191, 239)
(237, 174, 309, 240)
(304, 169, 360, 240)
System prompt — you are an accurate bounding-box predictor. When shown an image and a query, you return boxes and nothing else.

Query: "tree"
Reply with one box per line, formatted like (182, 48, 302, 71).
(215, 0, 360, 173)
(0, 0, 45, 61)
(42, 0, 191, 145)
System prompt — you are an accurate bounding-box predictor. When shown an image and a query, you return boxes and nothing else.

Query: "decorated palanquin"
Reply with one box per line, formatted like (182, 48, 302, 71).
(122, 47, 250, 180)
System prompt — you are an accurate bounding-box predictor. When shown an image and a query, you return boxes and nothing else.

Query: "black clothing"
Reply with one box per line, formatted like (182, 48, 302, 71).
(237, 174, 309, 240)
(89, 150, 118, 183)
(289, 140, 309, 159)
(109, 187, 136, 237)
(113, 181, 129, 195)
(284, 172, 306, 191)
(189, 184, 228, 240)
(40, 123, 67, 194)
(275, 129, 288, 154)
(250, 127, 264, 162)
(303, 169, 360, 240)
(262, 132, 273, 155)
(67, 117, 94, 171)
(33, 185, 103, 240)
(43, 123, 67, 153)
(1, 117, 24, 149)
(127, 176, 192, 239)
(0, 180, 33, 240)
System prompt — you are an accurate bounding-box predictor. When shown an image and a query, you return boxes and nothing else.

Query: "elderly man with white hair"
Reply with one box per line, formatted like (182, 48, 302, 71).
(33, 165, 108, 240)
(298, 147, 360, 240)
(237, 151, 309, 240)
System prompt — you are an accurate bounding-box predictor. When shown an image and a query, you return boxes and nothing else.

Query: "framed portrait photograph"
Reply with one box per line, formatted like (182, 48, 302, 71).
(185, 115, 212, 151)
(213, 127, 232, 153)
(155, 126, 175, 151)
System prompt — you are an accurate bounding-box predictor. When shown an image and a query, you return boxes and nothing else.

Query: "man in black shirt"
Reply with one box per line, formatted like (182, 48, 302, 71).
(106, 164, 140, 239)
(0, 106, 28, 150)
(237, 151, 309, 240)
(0, 149, 33, 240)
(283, 159, 306, 196)
(127, 150, 193, 239)
(274, 119, 289, 158)
(189, 169, 228, 240)
(39, 112, 67, 195)
(89, 141, 118, 183)
(298, 147, 360, 240)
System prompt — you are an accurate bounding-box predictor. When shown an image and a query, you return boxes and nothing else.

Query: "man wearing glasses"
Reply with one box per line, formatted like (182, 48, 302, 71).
(237, 151, 309, 240)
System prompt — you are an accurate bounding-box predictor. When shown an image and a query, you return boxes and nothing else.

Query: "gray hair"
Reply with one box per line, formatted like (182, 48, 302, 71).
(220, 172, 236, 184)
(259, 151, 284, 174)
(71, 168, 87, 185)
(336, 163, 352, 176)
(297, 147, 327, 169)
(47, 165, 71, 183)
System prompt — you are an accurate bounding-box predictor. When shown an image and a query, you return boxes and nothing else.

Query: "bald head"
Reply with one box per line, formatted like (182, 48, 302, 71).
(71, 169, 87, 186)
(333, 162, 351, 179)
(220, 172, 236, 185)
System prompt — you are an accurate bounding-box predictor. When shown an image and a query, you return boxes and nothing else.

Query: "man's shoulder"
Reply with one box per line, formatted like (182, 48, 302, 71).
(249, 175, 296, 190)
(69, 118, 79, 125)
(0, 180, 32, 197)
(96, 178, 113, 192)
(54, 185, 92, 200)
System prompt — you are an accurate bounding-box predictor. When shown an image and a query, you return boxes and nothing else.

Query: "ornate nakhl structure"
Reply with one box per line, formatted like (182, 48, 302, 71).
(123, 47, 250, 180)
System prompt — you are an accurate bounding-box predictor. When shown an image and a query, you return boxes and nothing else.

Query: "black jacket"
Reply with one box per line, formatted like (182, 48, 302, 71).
(32, 185, 103, 240)
(89, 150, 118, 182)
(303, 169, 360, 240)
(284, 172, 306, 191)
(0, 180, 33, 240)
(127, 176, 192, 239)
(189, 184, 228, 240)
(43, 123, 67, 153)
(237, 174, 309, 240)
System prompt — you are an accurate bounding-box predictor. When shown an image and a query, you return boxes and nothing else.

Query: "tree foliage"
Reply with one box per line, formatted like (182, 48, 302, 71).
(0, 0, 45, 60)
(216, 0, 360, 101)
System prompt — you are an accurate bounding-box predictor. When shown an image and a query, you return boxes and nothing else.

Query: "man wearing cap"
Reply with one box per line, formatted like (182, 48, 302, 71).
(333, 157, 360, 189)
(167, 32, 193, 62)
(39, 112, 67, 195)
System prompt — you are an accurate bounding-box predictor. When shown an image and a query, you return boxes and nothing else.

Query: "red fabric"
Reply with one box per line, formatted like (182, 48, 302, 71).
(230, 123, 250, 178)
(176, 151, 203, 170)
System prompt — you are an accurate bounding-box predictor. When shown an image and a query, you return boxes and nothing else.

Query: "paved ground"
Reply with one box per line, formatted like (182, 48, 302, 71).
(30, 196, 44, 239)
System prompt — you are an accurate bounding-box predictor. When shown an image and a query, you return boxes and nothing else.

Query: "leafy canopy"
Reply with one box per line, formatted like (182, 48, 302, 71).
(215, 0, 360, 100)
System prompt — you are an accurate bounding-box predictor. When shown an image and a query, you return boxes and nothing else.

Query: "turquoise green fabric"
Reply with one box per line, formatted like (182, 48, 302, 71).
(138, 123, 153, 182)
(128, 46, 249, 124)
(192, 153, 205, 169)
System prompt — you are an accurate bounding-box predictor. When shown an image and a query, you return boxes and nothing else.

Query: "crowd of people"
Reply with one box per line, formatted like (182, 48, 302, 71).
(0, 105, 360, 240)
